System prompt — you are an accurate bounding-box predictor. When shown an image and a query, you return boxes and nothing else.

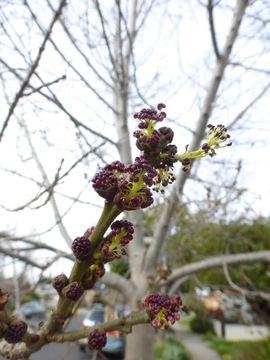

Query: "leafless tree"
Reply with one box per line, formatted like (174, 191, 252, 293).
(1, 0, 270, 359)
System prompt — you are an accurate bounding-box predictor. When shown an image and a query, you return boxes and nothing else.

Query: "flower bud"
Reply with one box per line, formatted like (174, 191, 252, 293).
(62, 282, 84, 301)
(52, 273, 69, 294)
(72, 236, 91, 261)
(4, 320, 27, 344)
(88, 329, 107, 350)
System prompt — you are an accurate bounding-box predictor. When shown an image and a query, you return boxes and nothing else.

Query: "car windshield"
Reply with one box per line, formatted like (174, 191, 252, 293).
(88, 310, 104, 323)
(22, 302, 43, 310)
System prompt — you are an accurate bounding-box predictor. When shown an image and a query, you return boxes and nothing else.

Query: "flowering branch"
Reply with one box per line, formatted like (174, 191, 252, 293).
(0, 103, 230, 359)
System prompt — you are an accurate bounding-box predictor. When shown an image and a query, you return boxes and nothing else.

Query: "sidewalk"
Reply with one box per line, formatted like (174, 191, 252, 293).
(173, 324, 222, 360)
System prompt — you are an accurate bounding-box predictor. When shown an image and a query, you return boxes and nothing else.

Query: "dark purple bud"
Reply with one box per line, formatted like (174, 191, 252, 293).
(4, 320, 27, 344)
(62, 282, 84, 301)
(201, 143, 210, 153)
(157, 103, 166, 110)
(159, 127, 174, 146)
(88, 329, 107, 350)
(181, 159, 191, 166)
(52, 273, 69, 294)
(181, 305, 188, 313)
(72, 236, 91, 261)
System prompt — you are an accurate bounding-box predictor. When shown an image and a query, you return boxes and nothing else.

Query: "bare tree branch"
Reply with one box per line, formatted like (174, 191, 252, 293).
(0, 58, 118, 146)
(146, 0, 249, 270)
(167, 250, 270, 284)
(0, 0, 67, 141)
(102, 272, 133, 300)
(223, 262, 270, 301)
(2, 143, 104, 212)
(208, 0, 221, 59)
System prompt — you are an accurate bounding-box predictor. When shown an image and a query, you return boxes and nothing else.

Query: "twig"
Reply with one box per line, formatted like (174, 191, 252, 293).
(207, 0, 221, 60)
(223, 262, 270, 301)
(0, 0, 67, 141)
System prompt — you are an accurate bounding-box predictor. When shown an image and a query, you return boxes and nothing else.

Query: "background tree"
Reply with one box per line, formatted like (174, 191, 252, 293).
(1, 0, 270, 359)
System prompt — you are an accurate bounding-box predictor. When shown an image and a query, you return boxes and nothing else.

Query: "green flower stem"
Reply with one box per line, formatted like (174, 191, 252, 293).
(175, 149, 205, 161)
(69, 201, 122, 282)
(89, 201, 122, 249)
(42, 201, 122, 334)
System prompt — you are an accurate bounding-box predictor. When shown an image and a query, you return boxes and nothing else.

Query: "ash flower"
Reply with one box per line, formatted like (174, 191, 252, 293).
(113, 157, 156, 210)
(143, 293, 186, 329)
(92, 161, 125, 200)
(133, 105, 174, 164)
(94, 220, 134, 261)
(175, 124, 231, 171)
(205, 124, 232, 156)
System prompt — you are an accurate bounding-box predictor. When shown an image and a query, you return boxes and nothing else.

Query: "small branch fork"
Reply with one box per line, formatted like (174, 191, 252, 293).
(223, 262, 270, 301)
(0, 0, 67, 142)
(0, 310, 149, 359)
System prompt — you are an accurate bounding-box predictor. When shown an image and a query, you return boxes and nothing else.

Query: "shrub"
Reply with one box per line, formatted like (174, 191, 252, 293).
(189, 316, 215, 334)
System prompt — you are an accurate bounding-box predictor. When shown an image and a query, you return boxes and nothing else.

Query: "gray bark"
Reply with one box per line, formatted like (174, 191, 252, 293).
(167, 250, 270, 284)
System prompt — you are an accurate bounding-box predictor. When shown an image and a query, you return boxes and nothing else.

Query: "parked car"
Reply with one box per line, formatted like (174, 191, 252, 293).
(21, 301, 46, 319)
(78, 303, 127, 357)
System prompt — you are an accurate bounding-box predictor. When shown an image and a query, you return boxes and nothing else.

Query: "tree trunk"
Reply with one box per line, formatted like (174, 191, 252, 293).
(125, 324, 155, 360)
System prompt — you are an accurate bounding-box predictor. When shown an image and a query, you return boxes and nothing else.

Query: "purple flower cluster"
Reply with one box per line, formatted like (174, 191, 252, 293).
(72, 236, 92, 261)
(133, 104, 177, 169)
(93, 157, 156, 210)
(92, 161, 125, 201)
(96, 220, 134, 261)
(62, 282, 84, 301)
(92, 104, 180, 208)
(143, 293, 187, 329)
(88, 329, 107, 350)
(4, 320, 27, 344)
(133, 103, 166, 122)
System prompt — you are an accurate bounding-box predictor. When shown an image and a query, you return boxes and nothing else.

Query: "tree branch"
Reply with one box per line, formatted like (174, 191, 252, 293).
(0, 0, 67, 141)
(166, 250, 270, 285)
(145, 0, 249, 269)
(208, 0, 221, 60)
(102, 272, 133, 300)
(0, 310, 149, 359)
(223, 262, 270, 301)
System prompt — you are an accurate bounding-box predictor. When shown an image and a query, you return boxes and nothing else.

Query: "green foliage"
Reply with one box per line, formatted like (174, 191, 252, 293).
(154, 335, 190, 360)
(167, 214, 270, 291)
(189, 316, 215, 334)
(109, 258, 129, 277)
(208, 336, 270, 360)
